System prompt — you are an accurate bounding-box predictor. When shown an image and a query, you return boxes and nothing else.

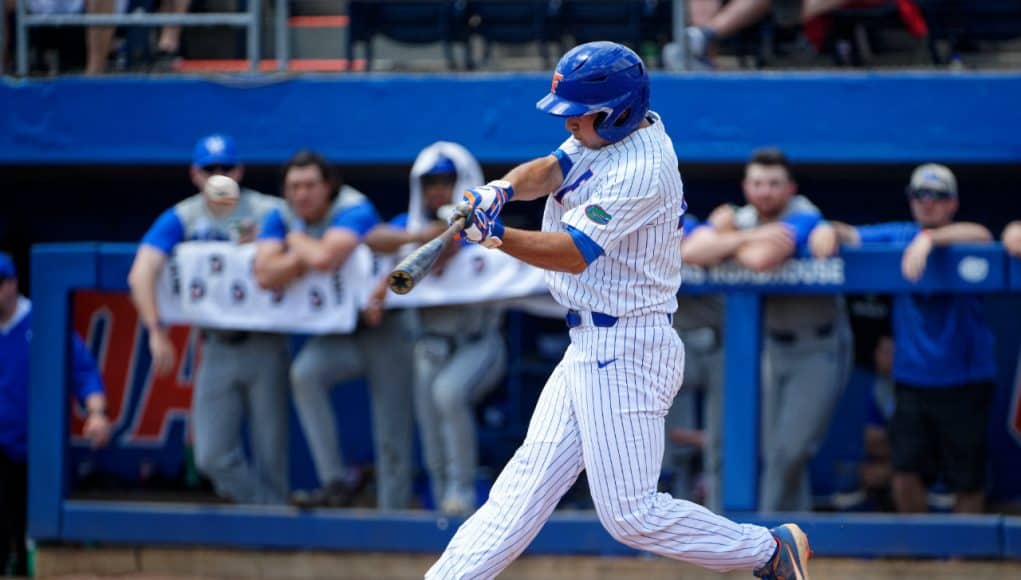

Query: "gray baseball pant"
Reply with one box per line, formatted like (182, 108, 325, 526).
(759, 319, 852, 512)
(192, 332, 290, 504)
(414, 331, 507, 505)
(289, 311, 414, 510)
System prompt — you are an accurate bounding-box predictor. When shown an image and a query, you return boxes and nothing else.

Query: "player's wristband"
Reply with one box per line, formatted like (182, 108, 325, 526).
(490, 217, 505, 240)
(487, 180, 515, 202)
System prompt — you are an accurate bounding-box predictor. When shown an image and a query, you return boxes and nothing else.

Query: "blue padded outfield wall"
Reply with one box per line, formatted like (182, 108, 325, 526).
(1, 72, 1021, 164)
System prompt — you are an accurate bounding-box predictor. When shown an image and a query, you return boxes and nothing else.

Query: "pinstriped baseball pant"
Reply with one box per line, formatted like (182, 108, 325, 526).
(426, 320, 776, 579)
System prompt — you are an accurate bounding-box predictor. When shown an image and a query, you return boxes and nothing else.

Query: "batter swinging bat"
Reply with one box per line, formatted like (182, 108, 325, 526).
(387, 216, 466, 294)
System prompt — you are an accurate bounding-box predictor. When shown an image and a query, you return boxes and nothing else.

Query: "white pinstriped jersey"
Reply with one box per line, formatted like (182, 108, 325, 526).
(543, 112, 686, 317)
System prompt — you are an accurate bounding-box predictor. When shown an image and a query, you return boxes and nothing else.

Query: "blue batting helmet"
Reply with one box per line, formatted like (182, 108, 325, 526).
(536, 41, 650, 143)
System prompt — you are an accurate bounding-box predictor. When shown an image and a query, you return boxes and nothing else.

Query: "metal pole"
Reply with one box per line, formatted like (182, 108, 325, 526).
(16, 0, 28, 75)
(672, 0, 688, 71)
(275, 0, 288, 71)
(246, 0, 260, 72)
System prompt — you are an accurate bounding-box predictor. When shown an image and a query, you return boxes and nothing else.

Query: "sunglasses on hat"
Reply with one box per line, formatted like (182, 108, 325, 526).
(201, 164, 237, 174)
(907, 188, 954, 201)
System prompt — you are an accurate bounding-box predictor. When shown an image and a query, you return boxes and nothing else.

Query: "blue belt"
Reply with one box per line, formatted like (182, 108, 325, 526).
(565, 310, 618, 328)
(565, 310, 673, 329)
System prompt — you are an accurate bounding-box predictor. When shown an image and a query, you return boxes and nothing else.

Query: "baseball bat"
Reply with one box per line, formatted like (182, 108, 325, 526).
(387, 217, 466, 294)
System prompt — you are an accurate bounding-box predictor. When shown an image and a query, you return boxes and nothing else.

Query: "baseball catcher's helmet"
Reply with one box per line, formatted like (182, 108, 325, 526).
(536, 41, 650, 143)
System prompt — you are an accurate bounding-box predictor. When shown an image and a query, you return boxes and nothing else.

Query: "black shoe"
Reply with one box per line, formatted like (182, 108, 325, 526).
(291, 474, 366, 509)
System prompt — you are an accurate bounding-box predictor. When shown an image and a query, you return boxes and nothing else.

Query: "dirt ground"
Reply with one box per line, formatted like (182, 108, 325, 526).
(34, 547, 1021, 580)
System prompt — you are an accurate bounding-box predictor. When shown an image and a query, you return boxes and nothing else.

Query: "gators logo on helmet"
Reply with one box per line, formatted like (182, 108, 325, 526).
(551, 73, 563, 93)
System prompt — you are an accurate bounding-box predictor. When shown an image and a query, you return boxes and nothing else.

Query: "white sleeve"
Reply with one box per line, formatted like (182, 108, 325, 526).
(561, 156, 666, 252)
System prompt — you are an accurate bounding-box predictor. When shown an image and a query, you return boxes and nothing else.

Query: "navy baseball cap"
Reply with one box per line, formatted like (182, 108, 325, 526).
(193, 134, 239, 168)
(0, 252, 15, 278)
(423, 155, 457, 176)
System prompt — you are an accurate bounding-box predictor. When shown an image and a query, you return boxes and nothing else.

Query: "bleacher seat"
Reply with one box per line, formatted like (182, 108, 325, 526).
(466, 1, 563, 69)
(346, 0, 471, 71)
(560, 0, 645, 52)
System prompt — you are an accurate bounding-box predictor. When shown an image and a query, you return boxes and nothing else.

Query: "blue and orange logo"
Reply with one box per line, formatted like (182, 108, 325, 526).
(551, 73, 563, 93)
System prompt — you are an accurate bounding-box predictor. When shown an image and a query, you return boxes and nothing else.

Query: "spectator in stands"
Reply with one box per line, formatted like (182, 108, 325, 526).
(154, 0, 191, 66)
(686, 0, 849, 65)
(666, 214, 725, 511)
(129, 134, 290, 505)
(1, 251, 112, 576)
(1003, 221, 1021, 257)
(3, 0, 120, 74)
(254, 150, 415, 510)
(809, 163, 995, 513)
(683, 147, 852, 512)
(366, 142, 507, 515)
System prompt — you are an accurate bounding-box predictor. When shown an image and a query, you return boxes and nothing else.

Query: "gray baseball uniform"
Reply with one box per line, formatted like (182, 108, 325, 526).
(412, 305, 507, 512)
(734, 195, 853, 512)
(402, 141, 509, 513)
(283, 186, 415, 510)
(668, 294, 724, 512)
(141, 189, 290, 504)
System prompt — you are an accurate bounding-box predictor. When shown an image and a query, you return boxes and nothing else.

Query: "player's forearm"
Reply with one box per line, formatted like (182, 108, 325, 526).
(735, 241, 792, 272)
(84, 392, 107, 416)
(500, 155, 564, 202)
(254, 251, 305, 289)
(363, 225, 415, 254)
(832, 221, 861, 246)
(128, 276, 163, 332)
(288, 231, 358, 271)
(499, 228, 587, 274)
(127, 255, 164, 332)
(925, 222, 993, 245)
(681, 229, 747, 266)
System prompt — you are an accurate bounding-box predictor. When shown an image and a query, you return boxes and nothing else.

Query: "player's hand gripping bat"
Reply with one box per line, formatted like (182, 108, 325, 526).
(387, 216, 466, 294)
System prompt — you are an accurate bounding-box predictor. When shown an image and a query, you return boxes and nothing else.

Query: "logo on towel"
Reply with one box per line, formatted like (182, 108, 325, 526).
(585, 204, 612, 225)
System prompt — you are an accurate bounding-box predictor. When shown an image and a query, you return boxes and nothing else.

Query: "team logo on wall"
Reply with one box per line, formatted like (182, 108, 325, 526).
(472, 255, 486, 275)
(309, 287, 324, 310)
(209, 254, 225, 275)
(230, 280, 246, 304)
(189, 278, 206, 302)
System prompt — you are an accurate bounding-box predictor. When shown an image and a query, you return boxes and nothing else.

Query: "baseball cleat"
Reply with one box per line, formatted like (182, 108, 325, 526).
(752, 523, 812, 580)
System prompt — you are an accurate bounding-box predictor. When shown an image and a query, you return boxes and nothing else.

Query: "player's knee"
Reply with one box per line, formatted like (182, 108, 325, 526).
(766, 443, 806, 474)
(194, 443, 242, 478)
(595, 509, 653, 547)
(289, 360, 324, 394)
(431, 379, 468, 413)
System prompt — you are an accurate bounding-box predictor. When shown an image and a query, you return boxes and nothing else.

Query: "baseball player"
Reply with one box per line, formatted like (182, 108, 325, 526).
(1, 252, 112, 576)
(369, 143, 507, 515)
(810, 163, 995, 514)
(426, 42, 810, 580)
(253, 149, 415, 510)
(128, 134, 290, 505)
(682, 148, 852, 513)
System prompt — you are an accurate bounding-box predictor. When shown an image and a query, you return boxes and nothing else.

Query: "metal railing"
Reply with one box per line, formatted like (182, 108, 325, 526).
(8, 0, 288, 75)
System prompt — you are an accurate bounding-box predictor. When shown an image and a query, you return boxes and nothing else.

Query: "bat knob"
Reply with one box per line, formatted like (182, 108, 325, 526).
(388, 271, 414, 295)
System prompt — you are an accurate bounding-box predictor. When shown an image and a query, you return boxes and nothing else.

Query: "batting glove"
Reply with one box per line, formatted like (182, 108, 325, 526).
(452, 203, 504, 249)
(461, 180, 514, 221)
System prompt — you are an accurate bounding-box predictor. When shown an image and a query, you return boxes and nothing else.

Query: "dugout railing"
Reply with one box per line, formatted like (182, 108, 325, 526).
(25, 241, 1021, 559)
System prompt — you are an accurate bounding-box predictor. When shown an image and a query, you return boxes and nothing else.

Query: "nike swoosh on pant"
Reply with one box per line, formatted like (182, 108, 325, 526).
(597, 358, 617, 369)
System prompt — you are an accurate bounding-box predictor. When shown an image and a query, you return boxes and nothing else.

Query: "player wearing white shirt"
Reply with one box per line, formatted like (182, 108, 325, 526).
(426, 41, 812, 580)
